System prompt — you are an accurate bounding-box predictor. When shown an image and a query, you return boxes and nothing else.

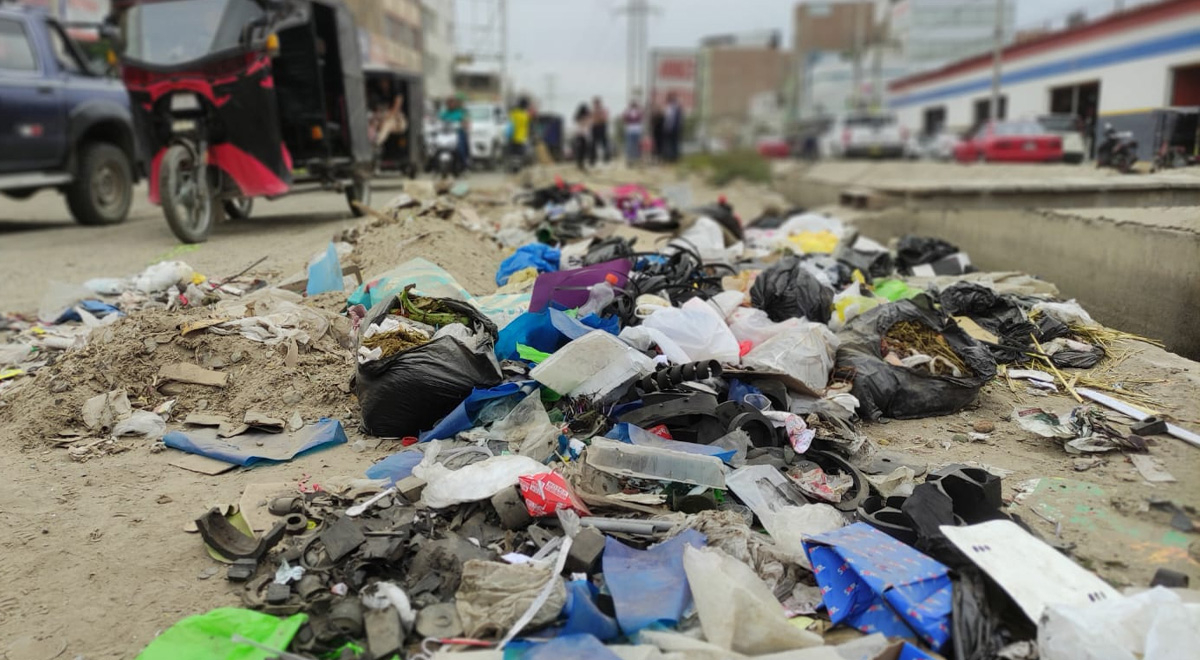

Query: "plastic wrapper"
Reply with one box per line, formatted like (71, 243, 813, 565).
(518, 472, 591, 517)
(830, 284, 882, 331)
(750, 255, 835, 324)
(835, 300, 997, 420)
(414, 441, 551, 509)
(683, 545, 824, 655)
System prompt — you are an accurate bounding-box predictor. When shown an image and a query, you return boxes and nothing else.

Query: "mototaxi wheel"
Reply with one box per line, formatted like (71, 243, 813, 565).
(345, 176, 371, 217)
(160, 144, 214, 243)
(223, 196, 254, 220)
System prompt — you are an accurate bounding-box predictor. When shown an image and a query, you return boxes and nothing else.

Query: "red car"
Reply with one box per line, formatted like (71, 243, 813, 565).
(954, 121, 1063, 163)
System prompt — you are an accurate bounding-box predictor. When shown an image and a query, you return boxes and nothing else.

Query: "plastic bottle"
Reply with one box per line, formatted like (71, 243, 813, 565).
(576, 273, 619, 318)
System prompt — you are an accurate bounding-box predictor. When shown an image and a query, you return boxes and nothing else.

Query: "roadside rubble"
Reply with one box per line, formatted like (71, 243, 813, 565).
(2, 175, 1199, 659)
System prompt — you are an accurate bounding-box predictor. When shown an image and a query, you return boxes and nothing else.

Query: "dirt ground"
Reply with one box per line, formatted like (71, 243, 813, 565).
(0, 165, 1197, 659)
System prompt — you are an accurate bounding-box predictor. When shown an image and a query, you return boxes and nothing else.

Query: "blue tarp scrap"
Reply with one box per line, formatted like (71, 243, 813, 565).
(163, 419, 347, 467)
(803, 523, 952, 651)
(306, 242, 344, 296)
(603, 529, 706, 634)
(496, 243, 561, 286)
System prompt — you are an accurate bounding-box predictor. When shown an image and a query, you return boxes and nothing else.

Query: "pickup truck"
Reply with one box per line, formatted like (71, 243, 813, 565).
(0, 5, 140, 225)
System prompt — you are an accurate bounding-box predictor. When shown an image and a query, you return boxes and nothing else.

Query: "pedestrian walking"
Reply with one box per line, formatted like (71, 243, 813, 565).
(650, 104, 666, 162)
(621, 100, 644, 165)
(590, 97, 611, 166)
(573, 103, 592, 172)
(663, 92, 684, 163)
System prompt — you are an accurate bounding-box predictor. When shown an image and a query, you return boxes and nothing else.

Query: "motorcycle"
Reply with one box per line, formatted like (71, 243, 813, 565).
(1096, 124, 1138, 173)
(426, 120, 465, 178)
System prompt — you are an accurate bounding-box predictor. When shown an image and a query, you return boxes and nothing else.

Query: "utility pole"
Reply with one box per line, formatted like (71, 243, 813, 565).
(619, 0, 653, 104)
(499, 0, 508, 106)
(852, 2, 865, 110)
(989, 0, 1004, 121)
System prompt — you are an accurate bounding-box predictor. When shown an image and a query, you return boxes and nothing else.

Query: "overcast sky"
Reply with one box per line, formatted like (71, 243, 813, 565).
(466, 0, 1134, 116)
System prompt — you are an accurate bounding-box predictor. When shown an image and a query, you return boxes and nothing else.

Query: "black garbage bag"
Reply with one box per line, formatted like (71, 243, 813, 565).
(1049, 343, 1104, 369)
(355, 294, 502, 437)
(835, 299, 997, 420)
(750, 255, 835, 324)
(747, 206, 806, 230)
(952, 567, 1037, 660)
(896, 235, 960, 271)
(837, 248, 894, 280)
(938, 282, 1036, 362)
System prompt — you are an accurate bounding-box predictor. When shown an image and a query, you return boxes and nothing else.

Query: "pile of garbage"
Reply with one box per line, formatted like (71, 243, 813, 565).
(4, 180, 1196, 659)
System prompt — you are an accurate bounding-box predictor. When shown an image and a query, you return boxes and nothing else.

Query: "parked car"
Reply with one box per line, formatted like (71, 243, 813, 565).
(466, 102, 508, 168)
(821, 113, 906, 159)
(954, 121, 1063, 163)
(904, 131, 960, 160)
(1038, 114, 1086, 163)
(755, 136, 791, 159)
(0, 6, 141, 224)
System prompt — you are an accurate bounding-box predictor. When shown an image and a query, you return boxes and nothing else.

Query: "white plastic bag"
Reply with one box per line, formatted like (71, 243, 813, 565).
(112, 410, 167, 441)
(414, 441, 550, 509)
(741, 321, 839, 390)
(134, 261, 195, 293)
(727, 307, 797, 349)
(488, 393, 560, 461)
(641, 298, 741, 364)
(683, 545, 823, 655)
(1039, 587, 1200, 660)
(1031, 300, 1096, 328)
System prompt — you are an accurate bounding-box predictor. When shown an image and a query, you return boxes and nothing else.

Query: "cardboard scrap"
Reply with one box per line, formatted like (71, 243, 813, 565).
(184, 413, 227, 427)
(954, 316, 1000, 344)
(244, 410, 285, 433)
(1128, 453, 1176, 483)
(158, 362, 228, 388)
(179, 318, 232, 336)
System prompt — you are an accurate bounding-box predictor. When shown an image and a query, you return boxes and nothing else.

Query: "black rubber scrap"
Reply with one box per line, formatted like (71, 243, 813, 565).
(195, 508, 287, 560)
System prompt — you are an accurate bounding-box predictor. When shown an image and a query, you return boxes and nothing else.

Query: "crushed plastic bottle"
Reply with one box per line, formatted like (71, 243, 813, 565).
(576, 275, 618, 318)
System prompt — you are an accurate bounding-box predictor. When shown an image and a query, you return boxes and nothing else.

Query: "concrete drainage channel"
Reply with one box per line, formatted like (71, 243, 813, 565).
(775, 166, 1200, 360)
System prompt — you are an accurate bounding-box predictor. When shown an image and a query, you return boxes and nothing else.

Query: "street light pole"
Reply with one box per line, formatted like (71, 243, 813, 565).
(989, 0, 1004, 121)
(499, 0, 508, 105)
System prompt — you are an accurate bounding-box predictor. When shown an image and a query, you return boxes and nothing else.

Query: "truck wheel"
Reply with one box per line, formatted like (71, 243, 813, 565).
(67, 142, 133, 225)
(346, 176, 371, 217)
(161, 144, 214, 243)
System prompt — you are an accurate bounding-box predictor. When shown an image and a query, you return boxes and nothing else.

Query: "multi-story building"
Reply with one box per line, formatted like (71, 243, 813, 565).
(695, 31, 790, 145)
(345, 0, 423, 73)
(791, 1, 878, 120)
(421, 0, 455, 99)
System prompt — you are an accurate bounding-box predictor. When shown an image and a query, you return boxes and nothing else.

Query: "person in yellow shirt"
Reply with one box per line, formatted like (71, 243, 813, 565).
(508, 96, 532, 166)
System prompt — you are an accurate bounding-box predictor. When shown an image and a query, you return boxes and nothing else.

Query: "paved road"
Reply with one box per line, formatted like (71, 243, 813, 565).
(0, 176, 464, 313)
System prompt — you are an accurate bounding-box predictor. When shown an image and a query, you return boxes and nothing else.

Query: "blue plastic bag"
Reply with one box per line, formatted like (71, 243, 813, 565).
(364, 449, 425, 484)
(803, 523, 952, 650)
(603, 529, 706, 634)
(505, 634, 621, 660)
(497, 244, 561, 286)
(495, 310, 618, 361)
(306, 242, 343, 296)
(419, 381, 537, 442)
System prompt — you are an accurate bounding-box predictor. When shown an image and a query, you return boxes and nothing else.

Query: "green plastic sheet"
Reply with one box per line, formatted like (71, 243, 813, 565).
(136, 608, 307, 660)
(873, 278, 923, 302)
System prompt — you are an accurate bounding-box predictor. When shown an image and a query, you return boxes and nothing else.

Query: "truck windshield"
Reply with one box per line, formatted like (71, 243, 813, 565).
(119, 0, 264, 66)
